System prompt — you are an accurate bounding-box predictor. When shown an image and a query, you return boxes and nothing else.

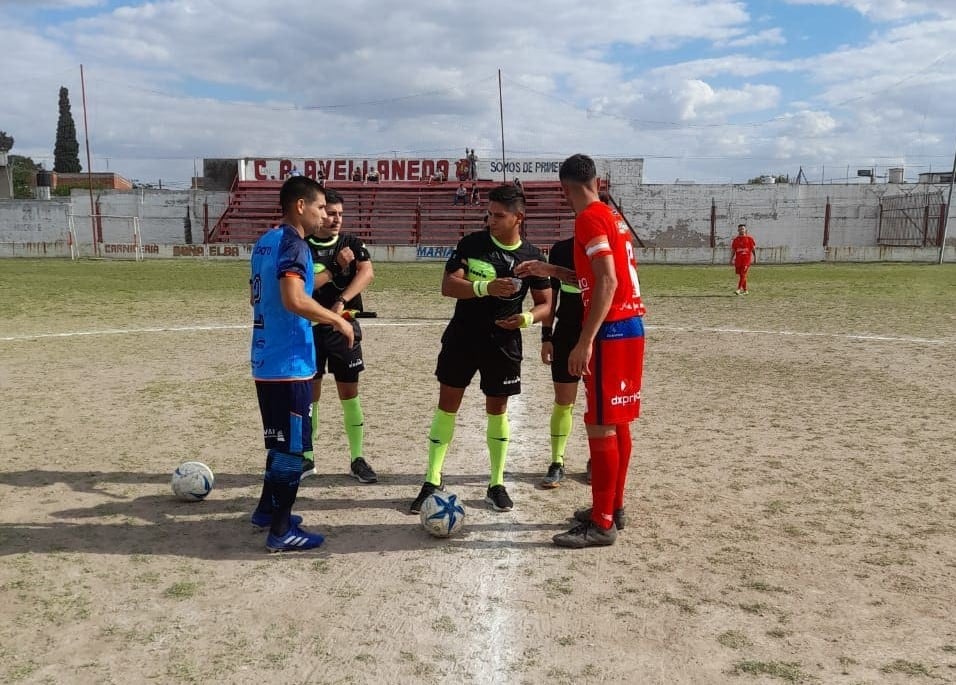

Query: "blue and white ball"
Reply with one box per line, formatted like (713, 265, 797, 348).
(419, 491, 466, 538)
(171, 461, 214, 501)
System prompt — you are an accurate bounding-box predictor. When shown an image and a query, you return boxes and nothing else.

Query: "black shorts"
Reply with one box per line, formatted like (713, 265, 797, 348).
(255, 380, 313, 454)
(550, 323, 582, 384)
(313, 320, 364, 383)
(435, 321, 522, 396)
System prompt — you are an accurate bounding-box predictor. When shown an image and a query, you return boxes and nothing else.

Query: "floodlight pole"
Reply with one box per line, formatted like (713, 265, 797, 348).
(80, 64, 97, 256)
(498, 69, 506, 183)
(939, 140, 956, 265)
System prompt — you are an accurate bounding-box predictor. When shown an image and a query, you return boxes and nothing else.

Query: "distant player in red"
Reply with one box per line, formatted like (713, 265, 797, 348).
(551, 154, 646, 549)
(731, 223, 756, 294)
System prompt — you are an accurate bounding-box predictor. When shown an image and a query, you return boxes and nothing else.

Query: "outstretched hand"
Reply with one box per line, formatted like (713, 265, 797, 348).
(486, 277, 520, 298)
(514, 260, 550, 279)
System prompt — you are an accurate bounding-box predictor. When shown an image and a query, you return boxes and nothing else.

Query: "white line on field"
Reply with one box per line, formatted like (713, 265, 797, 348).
(0, 320, 444, 342)
(651, 325, 950, 345)
(0, 321, 950, 345)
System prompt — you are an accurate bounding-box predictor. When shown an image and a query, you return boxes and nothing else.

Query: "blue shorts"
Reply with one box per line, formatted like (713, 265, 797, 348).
(255, 380, 313, 454)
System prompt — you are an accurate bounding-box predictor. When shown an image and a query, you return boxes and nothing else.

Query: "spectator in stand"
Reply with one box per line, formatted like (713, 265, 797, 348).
(468, 149, 478, 180)
(430, 169, 446, 184)
(513, 177, 523, 192)
(456, 156, 471, 182)
(366, 168, 380, 183)
(470, 182, 481, 205)
(351, 167, 363, 182)
(454, 183, 468, 205)
(290, 165, 302, 178)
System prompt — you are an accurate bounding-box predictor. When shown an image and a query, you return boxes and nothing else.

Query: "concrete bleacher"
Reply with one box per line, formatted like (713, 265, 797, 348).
(211, 179, 583, 247)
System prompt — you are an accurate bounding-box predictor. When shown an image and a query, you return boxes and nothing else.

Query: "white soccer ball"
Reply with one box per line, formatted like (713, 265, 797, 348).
(419, 491, 466, 538)
(171, 461, 214, 501)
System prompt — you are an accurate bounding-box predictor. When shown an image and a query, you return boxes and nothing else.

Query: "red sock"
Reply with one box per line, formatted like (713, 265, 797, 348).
(740, 273, 748, 290)
(614, 423, 632, 511)
(588, 434, 619, 530)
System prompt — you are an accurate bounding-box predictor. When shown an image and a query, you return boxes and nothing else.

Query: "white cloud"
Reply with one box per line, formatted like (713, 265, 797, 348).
(785, 0, 955, 21)
(2, 0, 954, 185)
(719, 27, 787, 48)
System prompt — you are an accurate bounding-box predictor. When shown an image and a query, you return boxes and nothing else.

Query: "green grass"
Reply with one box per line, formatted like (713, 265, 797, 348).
(2, 259, 954, 311)
(163, 581, 200, 599)
(879, 659, 934, 676)
(2, 259, 954, 342)
(731, 660, 814, 683)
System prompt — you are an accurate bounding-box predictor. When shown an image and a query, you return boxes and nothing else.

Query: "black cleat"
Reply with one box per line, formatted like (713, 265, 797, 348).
(484, 484, 514, 512)
(540, 462, 565, 489)
(301, 458, 316, 479)
(410, 479, 444, 514)
(349, 457, 378, 483)
(553, 521, 617, 548)
(573, 506, 626, 530)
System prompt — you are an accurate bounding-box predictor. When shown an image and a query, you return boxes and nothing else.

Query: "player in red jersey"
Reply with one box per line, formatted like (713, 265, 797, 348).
(731, 223, 757, 294)
(551, 154, 646, 549)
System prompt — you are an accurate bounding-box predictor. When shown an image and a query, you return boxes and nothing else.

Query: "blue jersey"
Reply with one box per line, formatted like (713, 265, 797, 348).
(250, 224, 316, 380)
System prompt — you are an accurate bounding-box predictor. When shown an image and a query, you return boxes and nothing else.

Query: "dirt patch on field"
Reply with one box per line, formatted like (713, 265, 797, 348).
(1, 286, 954, 684)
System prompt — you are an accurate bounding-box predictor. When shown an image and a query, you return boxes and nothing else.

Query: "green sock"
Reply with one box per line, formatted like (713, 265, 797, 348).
(426, 409, 456, 485)
(550, 402, 573, 465)
(304, 400, 320, 462)
(341, 397, 364, 461)
(487, 412, 510, 486)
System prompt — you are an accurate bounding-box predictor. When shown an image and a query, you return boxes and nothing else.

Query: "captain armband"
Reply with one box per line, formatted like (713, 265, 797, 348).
(472, 280, 490, 297)
(519, 311, 534, 329)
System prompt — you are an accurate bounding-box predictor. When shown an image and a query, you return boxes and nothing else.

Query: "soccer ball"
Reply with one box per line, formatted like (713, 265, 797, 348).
(171, 461, 214, 501)
(419, 491, 466, 538)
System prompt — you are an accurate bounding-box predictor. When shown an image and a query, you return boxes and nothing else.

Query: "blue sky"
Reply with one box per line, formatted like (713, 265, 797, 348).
(1, 0, 954, 186)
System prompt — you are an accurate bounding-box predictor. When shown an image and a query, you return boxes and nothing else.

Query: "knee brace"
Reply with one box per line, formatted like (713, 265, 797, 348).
(265, 450, 304, 486)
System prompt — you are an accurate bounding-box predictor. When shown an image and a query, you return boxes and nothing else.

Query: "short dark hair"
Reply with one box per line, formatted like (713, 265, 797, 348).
(738, 223, 746, 229)
(487, 184, 525, 214)
(559, 154, 597, 185)
(279, 176, 324, 213)
(324, 188, 344, 206)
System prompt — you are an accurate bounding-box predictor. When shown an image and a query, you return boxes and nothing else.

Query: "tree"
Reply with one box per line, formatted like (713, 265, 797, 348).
(0, 131, 13, 153)
(9, 154, 41, 198)
(53, 86, 81, 173)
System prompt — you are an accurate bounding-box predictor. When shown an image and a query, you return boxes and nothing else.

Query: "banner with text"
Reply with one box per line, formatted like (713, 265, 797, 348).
(240, 157, 573, 183)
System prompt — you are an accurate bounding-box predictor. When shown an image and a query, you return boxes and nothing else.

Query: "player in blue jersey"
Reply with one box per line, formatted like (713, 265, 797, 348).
(249, 176, 354, 553)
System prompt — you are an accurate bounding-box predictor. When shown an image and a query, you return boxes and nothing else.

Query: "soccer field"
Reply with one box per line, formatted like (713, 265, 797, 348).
(1, 259, 954, 684)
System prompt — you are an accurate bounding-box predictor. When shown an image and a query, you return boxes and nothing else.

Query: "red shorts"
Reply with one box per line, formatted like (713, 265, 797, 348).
(583, 316, 645, 426)
(734, 259, 752, 275)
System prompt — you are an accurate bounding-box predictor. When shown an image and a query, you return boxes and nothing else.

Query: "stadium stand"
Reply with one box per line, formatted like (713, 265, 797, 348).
(210, 179, 610, 247)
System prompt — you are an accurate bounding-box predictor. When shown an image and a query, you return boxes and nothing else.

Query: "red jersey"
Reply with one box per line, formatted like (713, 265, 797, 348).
(731, 234, 756, 264)
(573, 201, 645, 321)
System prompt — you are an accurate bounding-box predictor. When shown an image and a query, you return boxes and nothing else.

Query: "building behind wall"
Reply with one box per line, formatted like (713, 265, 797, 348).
(0, 152, 13, 199)
(51, 172, 132, 192)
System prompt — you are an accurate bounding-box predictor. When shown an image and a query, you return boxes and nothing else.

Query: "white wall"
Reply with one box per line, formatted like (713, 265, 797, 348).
(0, 177, 952, 262)
(612, 182, 933, 248)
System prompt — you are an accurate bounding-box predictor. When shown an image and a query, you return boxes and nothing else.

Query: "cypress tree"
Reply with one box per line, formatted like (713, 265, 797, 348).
(53, 86, 81, 173)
